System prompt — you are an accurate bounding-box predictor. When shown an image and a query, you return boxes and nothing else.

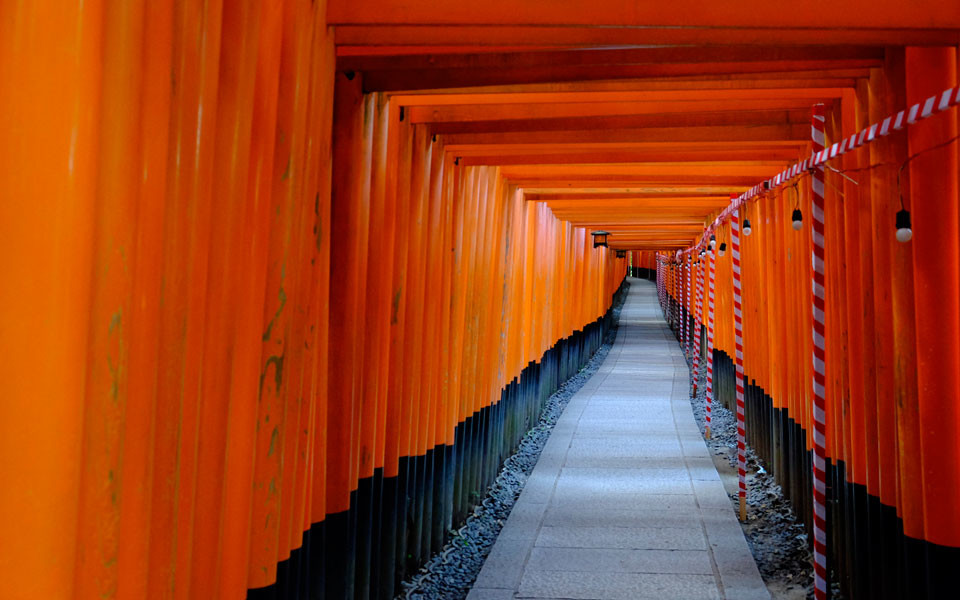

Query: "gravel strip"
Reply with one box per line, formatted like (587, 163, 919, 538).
(397, 289, 627, 600)
(686, 358, 844, 600)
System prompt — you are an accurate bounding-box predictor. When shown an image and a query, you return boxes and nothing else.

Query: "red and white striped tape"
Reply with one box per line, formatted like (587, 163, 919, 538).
(686, 258, 693, 358)
(660, 259, 665, 312)
(692, 259, 703, 397)
(665, 260, 669, 321)
(705, 251, 716, 437)
(730, 210, 747, 519)
(675, 73, 960, 600)
(680, 260, 685, 344)
(666, 261, 671, 323)
(671, 263, 677, 327)
(657, 256, 665, 315)
(810, 104, 829, 600)
(689, 83, 960, 250)
(662, 259, 667, 315)
(680, 260, 690, 356)
(663, 258, 668, 318)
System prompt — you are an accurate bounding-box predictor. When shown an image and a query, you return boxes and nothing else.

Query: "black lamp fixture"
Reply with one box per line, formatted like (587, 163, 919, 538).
(718, 242, 727, 256)
(591, 230, 609, 248)
(615, 249, 626, 258)
(709, 234, 717, 250)
(896, 209, 912, 243)
(743, 219, 752, 236)
(792, 208, 803, 230)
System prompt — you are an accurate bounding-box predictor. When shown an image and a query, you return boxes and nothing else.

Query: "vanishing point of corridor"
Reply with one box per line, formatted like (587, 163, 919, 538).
(469, 279, 768, 600)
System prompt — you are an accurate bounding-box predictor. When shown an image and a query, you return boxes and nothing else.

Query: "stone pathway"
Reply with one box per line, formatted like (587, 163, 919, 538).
(467, 278, 770, 600)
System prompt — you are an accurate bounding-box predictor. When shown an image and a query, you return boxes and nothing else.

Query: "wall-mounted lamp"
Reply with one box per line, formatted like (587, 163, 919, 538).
(743, 219, 752, 236)
(895, 209, 912, 243)
(791, 208, 803, 230)
(591, 230, 609, 248)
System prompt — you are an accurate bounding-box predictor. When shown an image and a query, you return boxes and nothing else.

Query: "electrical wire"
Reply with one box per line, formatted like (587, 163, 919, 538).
(897, 133, 960, 210)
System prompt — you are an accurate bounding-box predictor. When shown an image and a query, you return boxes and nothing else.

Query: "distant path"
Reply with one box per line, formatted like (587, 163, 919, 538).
(467, 278, 770, 600)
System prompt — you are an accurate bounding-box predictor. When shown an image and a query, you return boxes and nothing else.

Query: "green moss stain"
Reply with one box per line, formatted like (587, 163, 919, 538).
(106, 308, 124, 405)
(262, 286, 287, 341)
(314, 193, 323, 251)
(268, 426, 279, 457)
(391, 288, 402, 324)
(259, 353, 285, 410)
(107, 355, 120, 405)
(267, 354, 283, 391)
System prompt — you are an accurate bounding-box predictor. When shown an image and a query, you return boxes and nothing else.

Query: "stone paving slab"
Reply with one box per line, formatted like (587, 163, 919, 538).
(517, 571, 721, 600)
(541, 505, 704, 529)
(467, 279, 769, 600)
(526, 547, 714, 575)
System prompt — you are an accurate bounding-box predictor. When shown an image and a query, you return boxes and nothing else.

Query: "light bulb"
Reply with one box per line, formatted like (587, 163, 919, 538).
(709, 235, 717, 249)
(791, 208, 803, 230)
(896, 209, 912, 243)
(743, 219, 752, 236)
(718, 242, 726, 256)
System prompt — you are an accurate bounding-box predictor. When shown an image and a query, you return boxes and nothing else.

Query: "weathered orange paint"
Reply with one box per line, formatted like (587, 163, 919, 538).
(2, 3, 958, 599)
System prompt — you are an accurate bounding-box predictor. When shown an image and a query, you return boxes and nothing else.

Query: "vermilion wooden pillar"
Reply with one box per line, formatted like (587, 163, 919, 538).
(906, 46, 960, 598)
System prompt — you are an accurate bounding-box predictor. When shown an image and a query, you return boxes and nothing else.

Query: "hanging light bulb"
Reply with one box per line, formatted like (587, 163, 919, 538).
(709, 234, 717, 249)
(718, 242, 727, 256)
(896, 209, 913, 243)
(791, 208, 803, 230)
(743, 219, 752, 236)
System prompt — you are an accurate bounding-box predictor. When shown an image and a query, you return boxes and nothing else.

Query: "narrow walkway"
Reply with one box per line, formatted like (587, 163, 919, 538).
(468, 279, 769, 600)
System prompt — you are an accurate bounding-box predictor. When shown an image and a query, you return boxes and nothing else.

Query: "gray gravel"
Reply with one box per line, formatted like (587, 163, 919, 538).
(686, 357, 844, 600)
(399, 291, 842, 600)
(397, 288, 627, 600)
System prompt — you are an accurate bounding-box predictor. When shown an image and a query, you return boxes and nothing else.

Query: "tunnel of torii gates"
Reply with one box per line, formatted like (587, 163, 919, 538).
(1, 1, 960, 599)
